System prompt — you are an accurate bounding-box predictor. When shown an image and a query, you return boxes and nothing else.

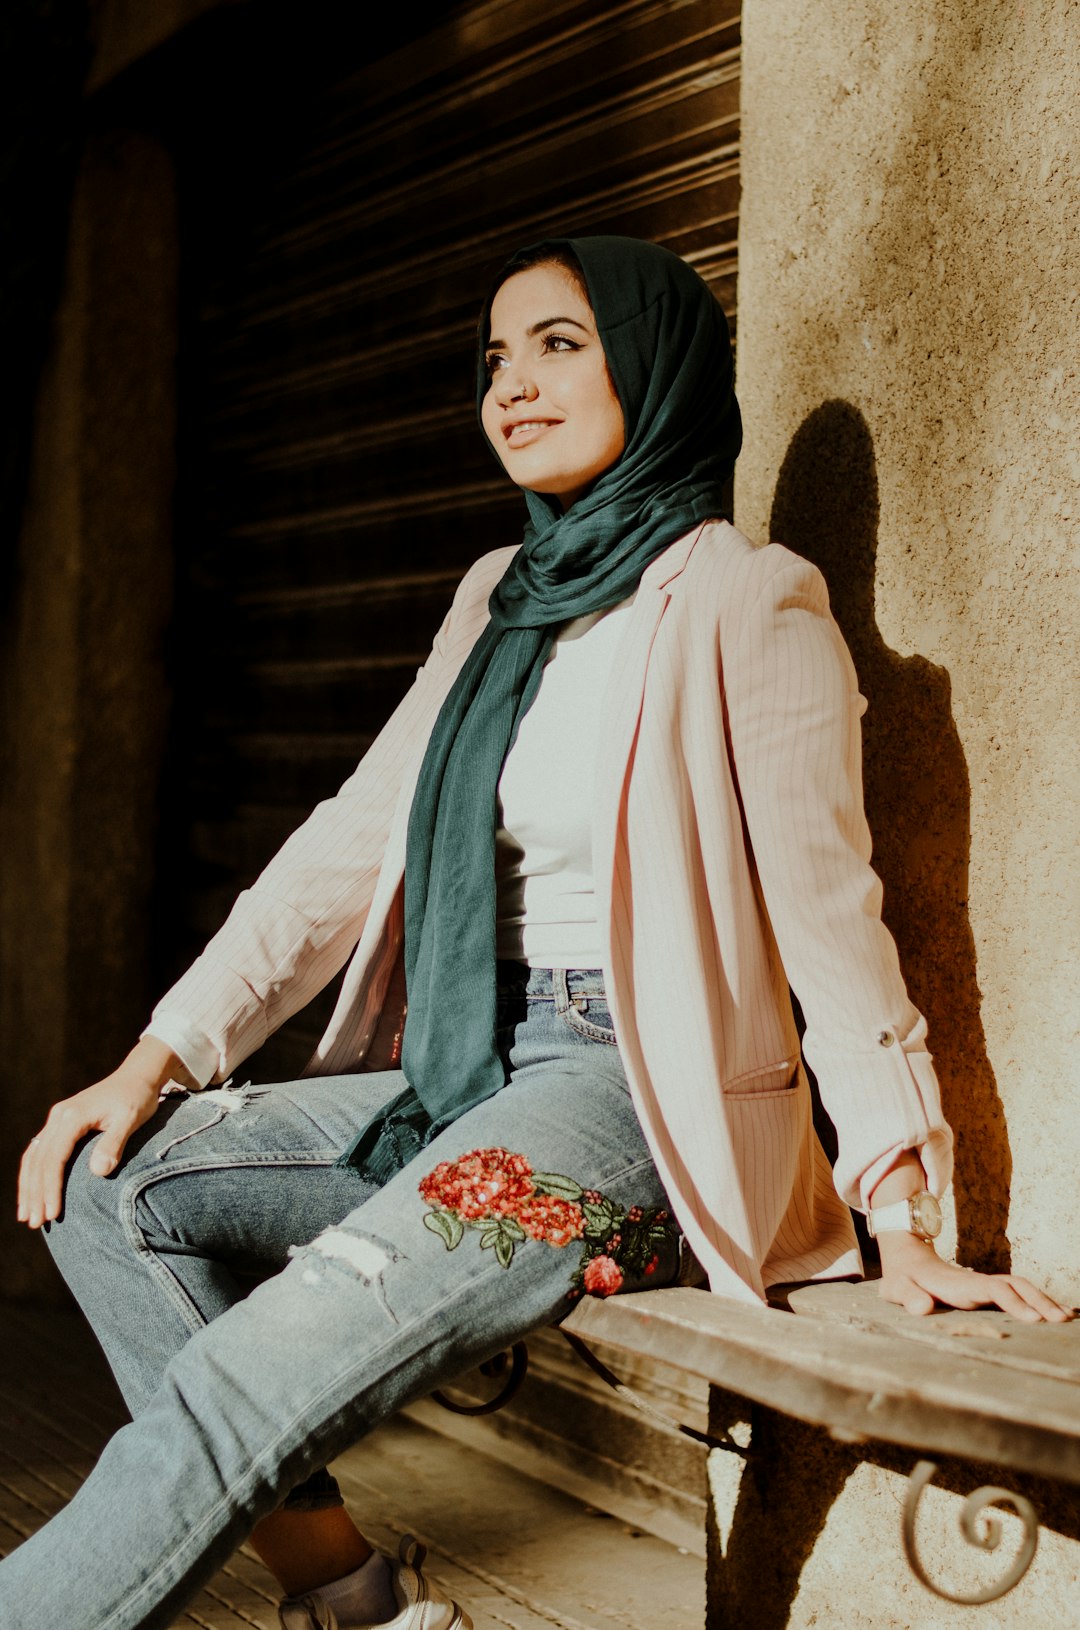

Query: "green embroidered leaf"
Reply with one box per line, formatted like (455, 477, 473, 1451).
(480, 1217, 527, 1253)
(423, 1209, 464, 1250)
(495, 1233, 516, 1269)
(531, 1172, 584, 1201)
(582, 1200, 617, 1236)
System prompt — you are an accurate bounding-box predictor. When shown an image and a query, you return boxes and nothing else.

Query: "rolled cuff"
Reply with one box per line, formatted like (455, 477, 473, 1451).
(808, 1011, 955, 1212)
(139, 1017, 219, 1089)
(856, 1129, 953, 1215)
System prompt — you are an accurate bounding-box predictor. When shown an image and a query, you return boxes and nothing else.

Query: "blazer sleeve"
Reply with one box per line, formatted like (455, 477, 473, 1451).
(720, 547, 954, 1210)
(143, 552, 507, 1085)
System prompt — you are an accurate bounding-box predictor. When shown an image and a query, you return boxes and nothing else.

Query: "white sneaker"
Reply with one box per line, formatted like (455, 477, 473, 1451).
(278, 1535, 473, 1630)
(280, 1596, 338, 1630)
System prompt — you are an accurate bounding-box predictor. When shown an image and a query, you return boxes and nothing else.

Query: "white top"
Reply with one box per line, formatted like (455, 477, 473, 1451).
(495, 597, 635, 966)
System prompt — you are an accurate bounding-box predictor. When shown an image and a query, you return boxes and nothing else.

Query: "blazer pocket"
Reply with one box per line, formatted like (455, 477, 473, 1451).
(721, 1058, 800, 1099)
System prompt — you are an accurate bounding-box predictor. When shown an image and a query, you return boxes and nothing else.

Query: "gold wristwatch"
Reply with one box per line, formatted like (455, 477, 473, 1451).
(866, 1189, 942, 1242)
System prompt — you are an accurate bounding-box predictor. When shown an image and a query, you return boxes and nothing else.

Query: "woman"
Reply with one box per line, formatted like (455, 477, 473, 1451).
(8, 237, 1068, 1630)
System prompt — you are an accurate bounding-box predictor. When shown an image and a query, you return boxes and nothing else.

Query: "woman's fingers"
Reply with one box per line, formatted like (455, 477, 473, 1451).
(16, 1075, 162, 1229)
(948, 1267, 1072, 1322)
(981, 1273, 1073, 1323)
(22, 1099, 100, 1227)
(18, 1113, 82, 1229)
(878, 1269, 937, 1315)
(84, 1094, 159, 1178)
(883, 1259, 1075, 1323)
(87, 1124, 131, 1178)
(899, 1282, 936, 1317)
(15, 1140, 41, 1225)
(981, 1275, 1045, 1322)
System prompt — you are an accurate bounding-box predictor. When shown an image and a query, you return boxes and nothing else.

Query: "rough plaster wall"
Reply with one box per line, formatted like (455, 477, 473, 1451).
(737, 0, 1079, 1290)
(722, 2, 1080, 1623)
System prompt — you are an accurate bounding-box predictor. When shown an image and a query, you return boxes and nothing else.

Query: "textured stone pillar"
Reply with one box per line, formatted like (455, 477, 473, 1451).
(737, 0, 1079, 1293)
(711, 0, 1080, 1620)
(0, 127, 176, 1297)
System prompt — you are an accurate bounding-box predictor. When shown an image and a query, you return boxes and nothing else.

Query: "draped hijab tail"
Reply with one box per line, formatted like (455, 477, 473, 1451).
(339, 235, 741, 1178)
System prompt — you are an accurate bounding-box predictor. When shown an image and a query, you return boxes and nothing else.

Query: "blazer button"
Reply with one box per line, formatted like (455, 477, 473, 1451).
(877, 1030, 895, 1047)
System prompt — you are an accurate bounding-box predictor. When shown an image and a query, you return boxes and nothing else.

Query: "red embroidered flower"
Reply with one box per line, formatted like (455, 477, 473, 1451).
(516, 1194, 586, 1248)
(583, 1255, 624, 1297)
(418, 1148, 535, 1221)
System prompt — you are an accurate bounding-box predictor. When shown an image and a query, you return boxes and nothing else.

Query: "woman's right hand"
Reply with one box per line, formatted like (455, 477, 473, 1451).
(17, 1037, 198, 1229)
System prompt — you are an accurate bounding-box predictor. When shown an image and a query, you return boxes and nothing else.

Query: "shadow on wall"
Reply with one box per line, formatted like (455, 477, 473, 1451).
(769, 400, 1011, 1275)
(706, 1388, 1080, 1630)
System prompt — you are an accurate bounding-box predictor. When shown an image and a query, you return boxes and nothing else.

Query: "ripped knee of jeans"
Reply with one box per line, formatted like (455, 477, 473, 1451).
(289, 1225, 404, 1321)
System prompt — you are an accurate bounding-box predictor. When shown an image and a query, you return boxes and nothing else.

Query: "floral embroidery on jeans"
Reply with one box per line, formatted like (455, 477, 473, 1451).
(418, 1147, 677, 1294)
(569, 1196, 675, 1299)
(419, 1148, 584, 1269)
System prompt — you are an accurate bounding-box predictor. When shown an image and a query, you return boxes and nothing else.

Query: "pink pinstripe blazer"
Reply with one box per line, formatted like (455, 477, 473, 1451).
(149, 521, 953, 1302)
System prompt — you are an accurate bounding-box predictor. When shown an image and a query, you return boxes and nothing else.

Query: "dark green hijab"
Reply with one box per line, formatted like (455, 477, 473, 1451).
(340, 236, 742, 1178)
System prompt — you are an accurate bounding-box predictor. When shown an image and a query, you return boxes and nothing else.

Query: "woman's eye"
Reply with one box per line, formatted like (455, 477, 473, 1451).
(542, 333, 581, 355)
(485, 334, 580, 378)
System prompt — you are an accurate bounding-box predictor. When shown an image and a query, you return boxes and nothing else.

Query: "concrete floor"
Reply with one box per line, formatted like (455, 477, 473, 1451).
(0, 1301, 703, 1629)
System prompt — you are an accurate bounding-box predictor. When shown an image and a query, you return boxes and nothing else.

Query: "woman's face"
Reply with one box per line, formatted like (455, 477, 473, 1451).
(481, 262, 625, 511)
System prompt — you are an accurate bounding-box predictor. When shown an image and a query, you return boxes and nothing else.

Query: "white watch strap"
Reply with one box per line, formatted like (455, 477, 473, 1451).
(867, 1196, 913, 1237)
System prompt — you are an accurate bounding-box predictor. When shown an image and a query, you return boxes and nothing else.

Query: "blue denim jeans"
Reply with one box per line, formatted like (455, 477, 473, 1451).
(0, 968, 678, 1630)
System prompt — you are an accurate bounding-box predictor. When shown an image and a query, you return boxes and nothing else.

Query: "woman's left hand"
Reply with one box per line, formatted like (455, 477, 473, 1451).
(877, 1232, 1074, 1322)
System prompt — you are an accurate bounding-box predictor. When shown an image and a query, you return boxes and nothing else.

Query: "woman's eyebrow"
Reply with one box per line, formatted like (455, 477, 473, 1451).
(486, 316, 591, 349)
(528, 316, 590, 336)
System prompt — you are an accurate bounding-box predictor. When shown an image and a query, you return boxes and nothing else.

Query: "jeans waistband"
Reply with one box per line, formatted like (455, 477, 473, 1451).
(495, 963, 607, 1001)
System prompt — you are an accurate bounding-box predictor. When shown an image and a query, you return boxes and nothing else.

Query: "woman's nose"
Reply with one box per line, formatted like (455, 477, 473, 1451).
(494, 370, 537, 407)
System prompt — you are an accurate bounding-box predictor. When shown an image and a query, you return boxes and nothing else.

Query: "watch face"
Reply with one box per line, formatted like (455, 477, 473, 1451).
(911, 1191, 942, 1238)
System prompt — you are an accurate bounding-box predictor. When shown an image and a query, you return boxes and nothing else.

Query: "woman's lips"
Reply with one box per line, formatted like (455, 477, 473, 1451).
(504, 420, 560, 448)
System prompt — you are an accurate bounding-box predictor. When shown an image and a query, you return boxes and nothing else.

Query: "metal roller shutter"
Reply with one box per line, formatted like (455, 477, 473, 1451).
(166, 0, 741, 1072)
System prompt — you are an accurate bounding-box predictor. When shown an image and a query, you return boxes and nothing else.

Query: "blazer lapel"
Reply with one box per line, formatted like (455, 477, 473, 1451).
(592, 523, 706, 939)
